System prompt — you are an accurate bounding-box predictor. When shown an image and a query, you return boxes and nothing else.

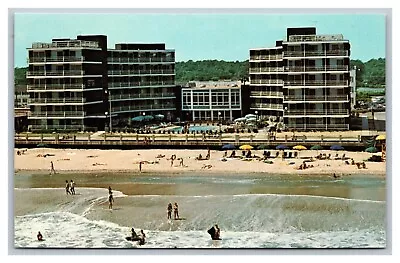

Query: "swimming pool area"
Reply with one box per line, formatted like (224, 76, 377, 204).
(170, 125, 218, 132)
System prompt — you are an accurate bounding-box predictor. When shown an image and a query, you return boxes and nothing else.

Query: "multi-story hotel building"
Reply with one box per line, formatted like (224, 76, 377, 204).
(249, 27, 351, 130)
(27, 35, 176, 132)
(181, 81, 242, 121)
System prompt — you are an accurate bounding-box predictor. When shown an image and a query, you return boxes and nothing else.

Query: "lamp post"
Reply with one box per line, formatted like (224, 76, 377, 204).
(255, 110, 258, 126)
(218, 111, 222, 133)
(105, 90, 112, 133)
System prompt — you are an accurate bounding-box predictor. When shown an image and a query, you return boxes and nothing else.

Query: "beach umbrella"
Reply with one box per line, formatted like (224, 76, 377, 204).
(222, 144, 236, 150)
(246, 117, 257, 122)
(239, 145, 254, 150)
(293, 145, 307, 150)
(365, 146, 378, 153)
(154, 114, 164, 120)
(143, 115, 154, 121)
(257, 145, 268, 150)
(276, 145, 288, 150)
(245, 114, 257, 119)
(36, 143, 49, 148)
(131, 115, 145, 122)
(375, 134, 386, 141)
(234, 117, 247, 122)
(330, 145, 344, 151)
(310, 145, 324, 150)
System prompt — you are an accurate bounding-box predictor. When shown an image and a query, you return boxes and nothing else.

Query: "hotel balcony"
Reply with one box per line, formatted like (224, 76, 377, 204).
(111, 104, 176, 113)
(250, 103, 284, 110)
(31, 41, 100, 49)
(29, 56, 90, 63)
(284, 65, 349, 73)
(29, 111, 86, 118)
(286, 123, 349, 130)
(285, 34, 345, 43)
(28, 98, 87, 104)
(249, 79, 284, 85)
(110, 93, 176, 101)
(283, 95, 349, 102)
(284, 109, 349, 116)
(107, 57, 175, 64)
(284, 50, 349, 58)
(249, 54, 283, 61)
(26, 70, 101, 78)
(249, 67, 284, 73)
(284, 80, 348, 87)
(108, 69, 175, 76)
(29, 124, 84, 130)
(108, 81, 175, 88)
(27, 84, 87, 91)
(250, 91, 283, 97)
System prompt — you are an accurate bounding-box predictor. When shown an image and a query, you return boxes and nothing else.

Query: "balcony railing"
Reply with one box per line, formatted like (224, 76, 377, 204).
(29, 111, 86, 118)
(108, 69, 175, 75)
(110, 93, 176, 101)
(249, 67, 284, 73)
(108, 81, 175, 88)
(111, 104, 176, 113)
(249, 54, 283, 61)
(250, 103, 284, 110)
(285, 109, 349, 115)
(287, 34, 344, 42)
(249, 79, 284, 85)
(31, 40, 99, 49)
(29, 57, 86, 63)
(28, 98, 86, 104)
(284, 95, 349, 101)
(286, 123, 349, 130)
(284, 80, 348, 86)
(29, 124, 83, 130)
(284, 65, 348, 72)
(107, 57, 175, 63)
(27, 84, 85, 91)
(284, 50, 349, 58)
(250, 91, 283, 97)
(27, 70, 85, 77)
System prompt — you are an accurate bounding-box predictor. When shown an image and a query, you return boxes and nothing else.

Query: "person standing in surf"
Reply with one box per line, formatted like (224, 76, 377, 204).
(173, 202, 179, 220)
(70, 180, 76, 195)
(108, 192, 114, 209)
(65, 180, 71, 195)
(167, 203, 173, 219)
(50, 161, 56, 175)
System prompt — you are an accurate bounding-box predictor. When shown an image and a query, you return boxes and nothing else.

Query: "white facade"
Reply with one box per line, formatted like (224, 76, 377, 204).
(181, 85, 242, 121)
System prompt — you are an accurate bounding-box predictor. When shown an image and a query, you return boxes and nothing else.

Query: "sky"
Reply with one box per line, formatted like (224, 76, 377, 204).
(13, 12, 386, 67)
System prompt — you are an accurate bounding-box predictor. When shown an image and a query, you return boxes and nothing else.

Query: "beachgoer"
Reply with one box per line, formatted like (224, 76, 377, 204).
(139, 229, 146, 245)
(170, 159, 174, 167)
(108, 186, 112, 195)
(362, 162, 367, 169)
(50, 161, 56, 175)
(37, 231, 43, 241)
(139, 161, 142, 172)
(65, 180, 71, 195)
(131, 228, 138, 239)
(173, 202, 179, 220)
(70, 180, 76, 195)
(214, 224, 220, 240)
(109, 192, 114, 209)
(206, 148, 210, 160)
(179, 158, 184, 167)
(223, 151, 227, 158)
(167, 203, 173, 219)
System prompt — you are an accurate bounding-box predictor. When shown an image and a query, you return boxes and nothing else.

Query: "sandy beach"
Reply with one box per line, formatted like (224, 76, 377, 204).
(14, 148, 386, 176)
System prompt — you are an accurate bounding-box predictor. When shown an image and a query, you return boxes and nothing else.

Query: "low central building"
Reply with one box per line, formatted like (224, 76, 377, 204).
(181, 81, 242, 121)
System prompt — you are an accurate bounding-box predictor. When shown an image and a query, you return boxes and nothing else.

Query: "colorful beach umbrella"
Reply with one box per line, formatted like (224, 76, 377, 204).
(257, 145, 268, 150)
(375, 134, 386, 141)
(131, 115, 145, 121)
(330, 145, 344, 151)
(293, 145, 307, 150)
(310, 145, 324, 150)
(365, 146, 378, 153)
(276, 145, 289, 150)
(239, 145, 254, 150)
(222, 144, 236, 150)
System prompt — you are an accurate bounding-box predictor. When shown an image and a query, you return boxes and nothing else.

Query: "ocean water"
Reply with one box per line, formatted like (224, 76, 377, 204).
(14, 174, 386, 249)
